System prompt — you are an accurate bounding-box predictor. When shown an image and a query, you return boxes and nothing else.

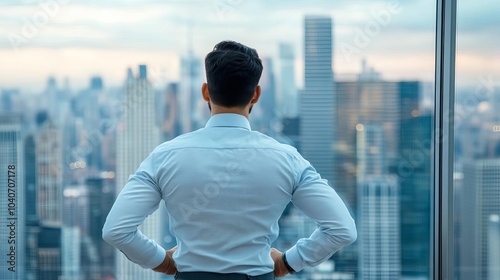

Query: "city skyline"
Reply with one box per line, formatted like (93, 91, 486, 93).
(4, 0, 499, 92)
(0, 1, 499, 279)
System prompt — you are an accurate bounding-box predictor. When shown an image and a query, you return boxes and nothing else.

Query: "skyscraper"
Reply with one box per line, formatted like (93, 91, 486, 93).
(358, 175, 400, 280)
(86, 177, 115, 279)
(488, 215, 500, 280)
(397, 83, 432, 278)
(0, 115, 25, 280)
(36, 116, 63, 224)
(252, 57, 277, 132)
(35, 112, 63, 279)
(277, 43, 298, 118)
(24, 134, 39, 280)
(116, 65, 163, 280)
(301, 15, 335, 183)
(179, 52, 205, 132)
(460, 159, 500, 280)
(357, 123, 401, 280)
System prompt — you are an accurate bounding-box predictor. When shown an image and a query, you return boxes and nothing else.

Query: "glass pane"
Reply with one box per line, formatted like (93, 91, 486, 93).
(0, 1, 435, 279)
(454, 0, 500, 279)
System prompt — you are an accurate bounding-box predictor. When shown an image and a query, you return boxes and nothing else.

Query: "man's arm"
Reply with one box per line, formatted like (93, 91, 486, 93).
(102, 153, 168, 270)
(285, 160, 357, 272)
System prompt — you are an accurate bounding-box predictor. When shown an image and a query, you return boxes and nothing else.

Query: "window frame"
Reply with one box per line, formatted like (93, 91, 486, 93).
(433, 0, 457, 279)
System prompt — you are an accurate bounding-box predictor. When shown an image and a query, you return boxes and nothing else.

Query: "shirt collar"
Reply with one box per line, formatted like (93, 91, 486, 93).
(205, 113, 252, 130)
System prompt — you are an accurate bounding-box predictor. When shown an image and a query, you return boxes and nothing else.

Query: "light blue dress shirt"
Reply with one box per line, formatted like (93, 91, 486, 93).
(103, 113, 357, 276)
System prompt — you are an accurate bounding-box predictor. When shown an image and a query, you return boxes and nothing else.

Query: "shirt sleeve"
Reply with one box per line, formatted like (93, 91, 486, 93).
(285, 156, 357, 272)
(102, 152, 166, 269)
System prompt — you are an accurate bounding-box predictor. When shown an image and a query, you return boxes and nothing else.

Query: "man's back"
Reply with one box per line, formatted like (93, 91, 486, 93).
(158, 113, 299, 274)
(103, 41, 356, 279)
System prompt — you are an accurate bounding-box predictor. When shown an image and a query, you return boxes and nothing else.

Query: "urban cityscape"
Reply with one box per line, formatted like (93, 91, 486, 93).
(1, 1, 500, 280)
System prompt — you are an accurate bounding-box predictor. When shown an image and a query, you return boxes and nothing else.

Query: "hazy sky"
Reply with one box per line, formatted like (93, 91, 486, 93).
(1, 0, 499, 93)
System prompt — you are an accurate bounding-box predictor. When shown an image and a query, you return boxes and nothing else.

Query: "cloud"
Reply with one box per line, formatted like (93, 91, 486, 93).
(0, 0, 499, 92)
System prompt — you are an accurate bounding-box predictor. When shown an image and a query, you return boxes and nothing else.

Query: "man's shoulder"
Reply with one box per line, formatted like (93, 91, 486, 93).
(152, 129, 204, 153)
(249, 131, 301, 156)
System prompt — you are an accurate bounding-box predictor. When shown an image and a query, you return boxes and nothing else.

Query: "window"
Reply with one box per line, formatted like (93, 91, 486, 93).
(2, 1, 491, 279)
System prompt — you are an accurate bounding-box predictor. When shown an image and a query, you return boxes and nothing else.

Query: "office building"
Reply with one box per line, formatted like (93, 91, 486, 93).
(36, 115, 63, 224)
(301, 15, 335, 183)
(277, 43, 298, 118)
(0, 115, 25, 280)
(86, 177, 116, 279)
(24, 134, 39, 280)
(116, 65, 163, 280)
(358, 175, 401, 280)
(179, 52, 205, 132)
(252, 57, 277, 133)
(398, 85, 432, 278)
(488, 215, 500, 280)
(460, 159, 500, 280)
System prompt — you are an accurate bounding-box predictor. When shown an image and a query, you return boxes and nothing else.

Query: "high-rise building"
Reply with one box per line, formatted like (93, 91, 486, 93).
(488, 215, 500, 280)
(0, 115, 25, 280)
(277, 43, 298, 118)
(86, 177, 116, 279)
(36, 116, 63, 224)
(301, 15, 335, 183)
(252, 57, 277, 133)
(35, 113, 63, 279)
(358, 175, 400, 280)
(460, 159, 500, 280)
(334, 74, 399, 207)
(37, 225, 61, 279)
(357, 121, 401, 279)
(398, 89, 432, 279)
(62, 185, 88, 280)
(116, 65, 163, 280)
(24, 134, 39, 280)
(160, 83, 182, 141)
(179, 52, 205, 132)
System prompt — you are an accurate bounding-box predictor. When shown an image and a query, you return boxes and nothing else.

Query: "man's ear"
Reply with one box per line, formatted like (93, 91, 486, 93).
(202, 83, 210, 102)
(250, 85, 261, 104)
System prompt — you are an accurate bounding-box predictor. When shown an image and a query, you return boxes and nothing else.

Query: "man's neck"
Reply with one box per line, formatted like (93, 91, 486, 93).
(210, 105, 250, 119)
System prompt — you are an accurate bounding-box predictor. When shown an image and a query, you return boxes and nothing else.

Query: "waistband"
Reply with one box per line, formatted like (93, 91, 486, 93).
(175, 271, 274, 280)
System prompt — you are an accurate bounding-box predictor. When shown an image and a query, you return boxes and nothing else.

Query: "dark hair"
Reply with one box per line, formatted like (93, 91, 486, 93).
(205, 41, 263, 107)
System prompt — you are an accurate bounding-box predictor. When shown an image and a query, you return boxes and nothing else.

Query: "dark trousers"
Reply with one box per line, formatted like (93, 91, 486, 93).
(175, 271, 274, 280)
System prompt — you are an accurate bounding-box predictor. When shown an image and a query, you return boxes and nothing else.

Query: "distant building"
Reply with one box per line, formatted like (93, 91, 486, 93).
(398, 112, 432, 278)
(488, 215, 500, 280)
(24, 134, 39, 280)
(277, 43, 298, 118)
(358, 175, 400, 280)
(0, 115, 25, 280)
(37, 225, 61, 280)
(159, 83, 182, 141)
(301, 15, 335, 183)
(252, 57, 277, 133)
(36, 116, 63, 224)
(460, 159, 500, 280)
(86, 177, 116, 279)
(116, 65, 163, 280)
(179, 52, 205, 132)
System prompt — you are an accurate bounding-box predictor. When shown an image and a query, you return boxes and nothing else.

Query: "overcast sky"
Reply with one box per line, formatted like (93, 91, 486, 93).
(1, 0, 499, 93)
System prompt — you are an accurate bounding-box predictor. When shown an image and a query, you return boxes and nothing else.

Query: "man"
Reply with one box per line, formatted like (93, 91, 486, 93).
(103, 40, 356, 280)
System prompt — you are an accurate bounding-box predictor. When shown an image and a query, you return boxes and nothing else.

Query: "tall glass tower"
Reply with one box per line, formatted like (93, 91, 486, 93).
(0, 115, 25, 280)
(301, 15, 335, 183)
(116, 65, 163, 280)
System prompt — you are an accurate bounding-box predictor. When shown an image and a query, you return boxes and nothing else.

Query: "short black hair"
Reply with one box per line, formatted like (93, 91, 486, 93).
(205, 41, 263, 107)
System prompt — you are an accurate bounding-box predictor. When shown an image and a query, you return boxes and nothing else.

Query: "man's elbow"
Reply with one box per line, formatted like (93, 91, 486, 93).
(102, 222, 123, 247)
(102, 223, 115, 246)
(329, 219, 357, 246)
(344, 219, 357, 245)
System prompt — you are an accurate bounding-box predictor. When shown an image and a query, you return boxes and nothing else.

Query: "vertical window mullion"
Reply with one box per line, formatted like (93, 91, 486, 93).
(433, 0, 457, 279)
